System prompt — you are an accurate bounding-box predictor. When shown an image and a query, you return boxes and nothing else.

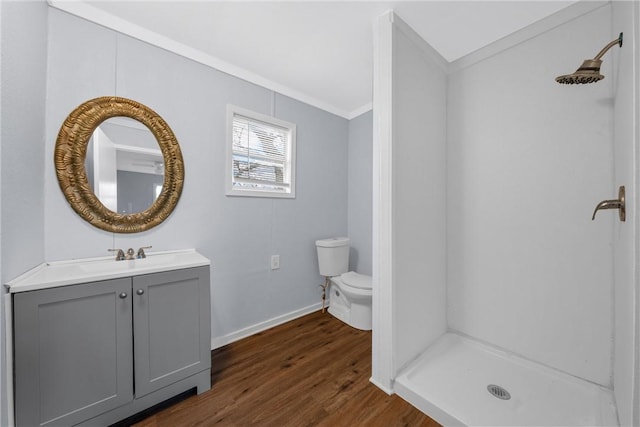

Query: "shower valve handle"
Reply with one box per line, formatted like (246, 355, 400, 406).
(592, 186, 625, 222)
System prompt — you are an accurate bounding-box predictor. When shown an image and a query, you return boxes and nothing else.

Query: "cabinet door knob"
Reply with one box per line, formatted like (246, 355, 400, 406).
(119, 292, 128, 299)
(136, 289, 145, 296)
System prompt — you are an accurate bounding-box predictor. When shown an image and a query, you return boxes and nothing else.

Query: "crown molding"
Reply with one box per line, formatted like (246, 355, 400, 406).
(448, 1, 610, 74)
(47, 0, 610, 120)
(47, 0, 354, 120)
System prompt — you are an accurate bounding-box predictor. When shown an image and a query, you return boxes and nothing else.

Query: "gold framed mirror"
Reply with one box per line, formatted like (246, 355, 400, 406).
(55, 97, 184, 233)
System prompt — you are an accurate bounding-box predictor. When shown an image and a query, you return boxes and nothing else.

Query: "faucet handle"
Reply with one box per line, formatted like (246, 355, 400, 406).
(108, 248, 125, 261)
(137, 246, 152, 259)
(592, 185, 626, 222)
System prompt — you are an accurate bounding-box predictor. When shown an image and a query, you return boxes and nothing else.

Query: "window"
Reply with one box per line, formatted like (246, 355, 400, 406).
(226, 105, 296, 198)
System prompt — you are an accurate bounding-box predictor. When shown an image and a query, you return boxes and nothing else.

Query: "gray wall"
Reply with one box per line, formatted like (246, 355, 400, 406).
(348, 110, 373, 275)
(1, 2, 47, 285)
(42, 8, 349, 343)
(1, 1, 49, 424)
(117, 171, 163, 214)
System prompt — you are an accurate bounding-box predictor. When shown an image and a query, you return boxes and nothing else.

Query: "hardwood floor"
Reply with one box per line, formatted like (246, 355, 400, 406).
(133, 310, 440, 427)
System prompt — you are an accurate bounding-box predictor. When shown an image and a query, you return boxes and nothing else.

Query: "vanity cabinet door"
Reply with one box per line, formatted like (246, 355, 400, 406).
(132, 266, 211, 398)
(13, 278, 133, 427)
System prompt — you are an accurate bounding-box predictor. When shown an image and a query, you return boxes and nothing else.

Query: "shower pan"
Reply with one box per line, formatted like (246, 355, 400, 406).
(395, 334, 618, 426)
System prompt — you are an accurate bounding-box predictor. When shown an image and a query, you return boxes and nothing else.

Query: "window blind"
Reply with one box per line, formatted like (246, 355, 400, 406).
(231, 113, 291, 193)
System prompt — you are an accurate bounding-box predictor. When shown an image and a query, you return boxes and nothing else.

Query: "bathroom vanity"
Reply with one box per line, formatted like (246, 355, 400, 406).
(6, 249, 211, 427)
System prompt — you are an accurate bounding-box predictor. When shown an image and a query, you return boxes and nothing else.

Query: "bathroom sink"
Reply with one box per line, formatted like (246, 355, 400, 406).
(6, 249, 210, 293)
(77, 253, 181, 275)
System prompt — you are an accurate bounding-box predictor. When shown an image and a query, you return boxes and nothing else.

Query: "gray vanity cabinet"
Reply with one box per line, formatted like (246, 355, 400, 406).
(132, 268, 211, 398)
(13, 277, 134, 427)
(13, 266, 211, 427)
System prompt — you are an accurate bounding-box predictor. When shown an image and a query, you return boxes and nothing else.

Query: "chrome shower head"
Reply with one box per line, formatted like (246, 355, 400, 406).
(555, 59, 604, 84)
(555, 33, 623, 84)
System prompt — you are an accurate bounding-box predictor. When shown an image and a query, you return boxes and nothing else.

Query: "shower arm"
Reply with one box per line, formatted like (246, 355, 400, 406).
(593, 33, 623, 61)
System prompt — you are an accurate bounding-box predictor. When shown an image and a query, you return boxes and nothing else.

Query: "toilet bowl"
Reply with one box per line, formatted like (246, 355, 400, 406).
(315, 237, 372, 331)
(328, 271, 372, 331)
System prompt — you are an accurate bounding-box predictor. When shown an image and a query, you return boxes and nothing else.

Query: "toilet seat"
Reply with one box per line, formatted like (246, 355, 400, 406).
(340, 272, 372, 290)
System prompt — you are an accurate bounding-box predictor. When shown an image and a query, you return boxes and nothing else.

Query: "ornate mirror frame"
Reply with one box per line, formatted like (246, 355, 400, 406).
(55, 97, 184, 233)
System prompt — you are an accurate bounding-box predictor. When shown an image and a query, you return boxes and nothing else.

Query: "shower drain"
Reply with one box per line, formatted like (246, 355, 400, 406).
(487, 384, 511, 400)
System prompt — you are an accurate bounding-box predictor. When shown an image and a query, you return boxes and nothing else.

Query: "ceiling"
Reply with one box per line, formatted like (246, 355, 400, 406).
(53, 1, 577, 118)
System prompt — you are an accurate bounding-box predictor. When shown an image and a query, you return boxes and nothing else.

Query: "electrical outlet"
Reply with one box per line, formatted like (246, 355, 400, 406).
(271, 255, 280, 270)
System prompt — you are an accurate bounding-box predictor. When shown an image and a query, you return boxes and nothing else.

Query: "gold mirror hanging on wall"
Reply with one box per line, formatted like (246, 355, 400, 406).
(55, 96, 184, 233)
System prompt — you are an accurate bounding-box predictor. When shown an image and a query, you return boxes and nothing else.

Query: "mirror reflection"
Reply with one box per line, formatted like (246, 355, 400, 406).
(86, 117, 164, 214)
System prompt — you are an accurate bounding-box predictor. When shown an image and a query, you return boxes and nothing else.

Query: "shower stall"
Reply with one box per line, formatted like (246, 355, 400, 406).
(372, 2, 639, 426)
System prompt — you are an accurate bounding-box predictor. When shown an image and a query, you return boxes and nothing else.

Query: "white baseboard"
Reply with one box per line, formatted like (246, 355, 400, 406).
(370, 376, 395, 395)
(210, 302, 323, 350)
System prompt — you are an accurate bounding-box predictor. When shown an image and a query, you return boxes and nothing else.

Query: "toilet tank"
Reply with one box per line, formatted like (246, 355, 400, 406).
(316, 237, 350, 277)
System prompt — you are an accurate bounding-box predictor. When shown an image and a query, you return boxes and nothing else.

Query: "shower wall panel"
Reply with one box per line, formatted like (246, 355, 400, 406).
(446, 5, 615, 387)
(372, 12, 447, 388)
(392, 22, 448, 373)
(611, 2, 639, 425)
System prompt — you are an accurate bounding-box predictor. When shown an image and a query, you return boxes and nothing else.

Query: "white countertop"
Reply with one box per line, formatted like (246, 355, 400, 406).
(5, 249, 210, 293)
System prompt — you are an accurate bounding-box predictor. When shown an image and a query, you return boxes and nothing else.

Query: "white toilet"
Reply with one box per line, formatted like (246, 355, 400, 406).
(315, 237, 372, 330)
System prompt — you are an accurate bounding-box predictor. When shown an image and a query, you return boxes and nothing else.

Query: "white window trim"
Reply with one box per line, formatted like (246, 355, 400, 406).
(226, 104, 296, 199)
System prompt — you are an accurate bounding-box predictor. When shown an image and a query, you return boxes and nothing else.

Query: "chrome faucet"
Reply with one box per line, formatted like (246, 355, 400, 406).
(108, 248, 126, 261)
(109, 246, 152, 261)
(137, 246, 152, 259)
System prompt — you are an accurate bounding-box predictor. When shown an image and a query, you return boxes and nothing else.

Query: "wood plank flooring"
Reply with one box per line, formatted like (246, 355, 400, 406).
(133, 310, 440, 427)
